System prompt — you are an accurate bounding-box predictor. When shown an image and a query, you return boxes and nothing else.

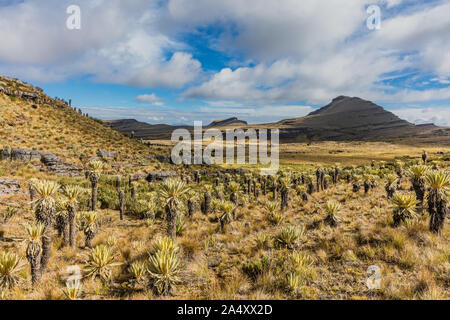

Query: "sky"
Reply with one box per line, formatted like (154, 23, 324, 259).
(0, 0, 449, 126)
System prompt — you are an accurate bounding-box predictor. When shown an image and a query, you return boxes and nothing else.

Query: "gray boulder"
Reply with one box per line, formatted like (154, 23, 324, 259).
(97, 149, 117, 159)
(146, 171, 178, 182)
(11, 149, 41, 161)
(0, 179, 21, 197)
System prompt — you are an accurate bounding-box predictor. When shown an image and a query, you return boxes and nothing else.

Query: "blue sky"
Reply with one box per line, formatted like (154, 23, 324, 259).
(0, 0, 449, 125)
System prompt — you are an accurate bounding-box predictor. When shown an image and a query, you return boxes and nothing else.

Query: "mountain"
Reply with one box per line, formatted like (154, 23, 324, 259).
(104, 119, 191, 140)
(0, 75, 155, 166)
(104, 96, 448, 143)
(208, 117, 248, 127)
(269, 96, 440, 142)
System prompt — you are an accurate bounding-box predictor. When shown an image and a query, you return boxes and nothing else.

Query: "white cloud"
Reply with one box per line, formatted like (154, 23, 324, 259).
(135, 93, 165, 106)
(0, 0, 202, 88)
(392, 107, 450, 126)
(180, 0, 450, 112)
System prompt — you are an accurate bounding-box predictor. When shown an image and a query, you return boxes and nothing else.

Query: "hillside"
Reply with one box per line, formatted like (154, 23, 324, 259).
(0, 75, 158, 169)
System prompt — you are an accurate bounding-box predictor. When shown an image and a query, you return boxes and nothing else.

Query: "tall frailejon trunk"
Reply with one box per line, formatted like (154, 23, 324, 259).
(35, 204, 55, 272)
(253, 180, 257, 198)
(273, 182, 278, 200)
(40, 225, 52, 272)
(26, 242, 41, 286)
(187, 199, 194, 218)
(412, 178, 426, 205)
(68, 206, 77, 249)
(247, 179, 251, 196)
(393, 209, 404, 227)
(323, 178, 329, 190)
(262, 179, 267, 195)
(90, 175, 99, 211)
(307, 181, 315, 195)
(396, 168, 403, 189)
(62, 221, 69, 247)
(166, 206, 177, 239)
(56, 214, 68, 241)
(29, 185, 36, 211)
(364, 181, 370, 194)
(202, 192, 211, 215)
(130, 184, 136, 201)
(428, 190, 447, 233)
(281, 188, 289, 211)
(119, 190, 124, 220)
(385, 183, 396, 199)
(85, 231, 95, 248)
(230, 193, 238, 207)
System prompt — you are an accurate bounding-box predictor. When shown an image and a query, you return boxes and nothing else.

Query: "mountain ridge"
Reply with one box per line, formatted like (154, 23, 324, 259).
(105, 96, 447, 143)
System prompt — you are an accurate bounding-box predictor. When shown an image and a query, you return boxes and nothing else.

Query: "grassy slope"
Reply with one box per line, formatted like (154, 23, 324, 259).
(0, 93, 158, 166)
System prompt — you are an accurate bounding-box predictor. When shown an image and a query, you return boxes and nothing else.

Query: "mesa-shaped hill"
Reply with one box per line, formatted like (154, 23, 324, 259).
(0, 75, 154, 165)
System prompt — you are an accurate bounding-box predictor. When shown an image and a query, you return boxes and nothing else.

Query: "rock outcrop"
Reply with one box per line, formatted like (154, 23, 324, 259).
(0, 179, 21, 197)
(0, 148, 82, 177)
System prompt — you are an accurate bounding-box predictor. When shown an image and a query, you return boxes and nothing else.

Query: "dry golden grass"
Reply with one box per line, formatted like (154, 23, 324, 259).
(0, 158, 448, 300)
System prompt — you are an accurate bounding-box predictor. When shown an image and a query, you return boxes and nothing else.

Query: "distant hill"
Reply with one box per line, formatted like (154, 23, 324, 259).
(104, 119, 191, 140)
(105, 96, 449, 144)
(208, 117, 248, 128)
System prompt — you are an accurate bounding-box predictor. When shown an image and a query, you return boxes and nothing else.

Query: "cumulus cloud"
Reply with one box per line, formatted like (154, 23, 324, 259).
(135, 93, 165, 106)
(392, 107, 450, 126)
(177, 0, 450, 113)
(0, 0, 202, 87)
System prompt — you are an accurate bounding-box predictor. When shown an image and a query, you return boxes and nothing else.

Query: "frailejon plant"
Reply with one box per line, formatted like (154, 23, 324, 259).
(88, 160, 105, 211)
(275, 226, 305, 249)
(324, 200, 342, 227)
(84, 245, 121, 282)
(129, 261, 147, 285)
(55, 197, 69, 245)
(264, 201, 283, 225)
(23, 222, 44, 286)
(61, 185, 84, 248)
(151, 236, 180, 255)
(385, 174, 398, 200)
(147, 237, 181, 295)
(219, 201, 235, 232)
(426, 171, 449, 233)
(390, 192, 418, 227)
(82, 211, 98, 248)
(0, 252, 23, 290)
(408, 165, 429, 205)
(33, 179, 59, 272)
(159, 179, 190, 239)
